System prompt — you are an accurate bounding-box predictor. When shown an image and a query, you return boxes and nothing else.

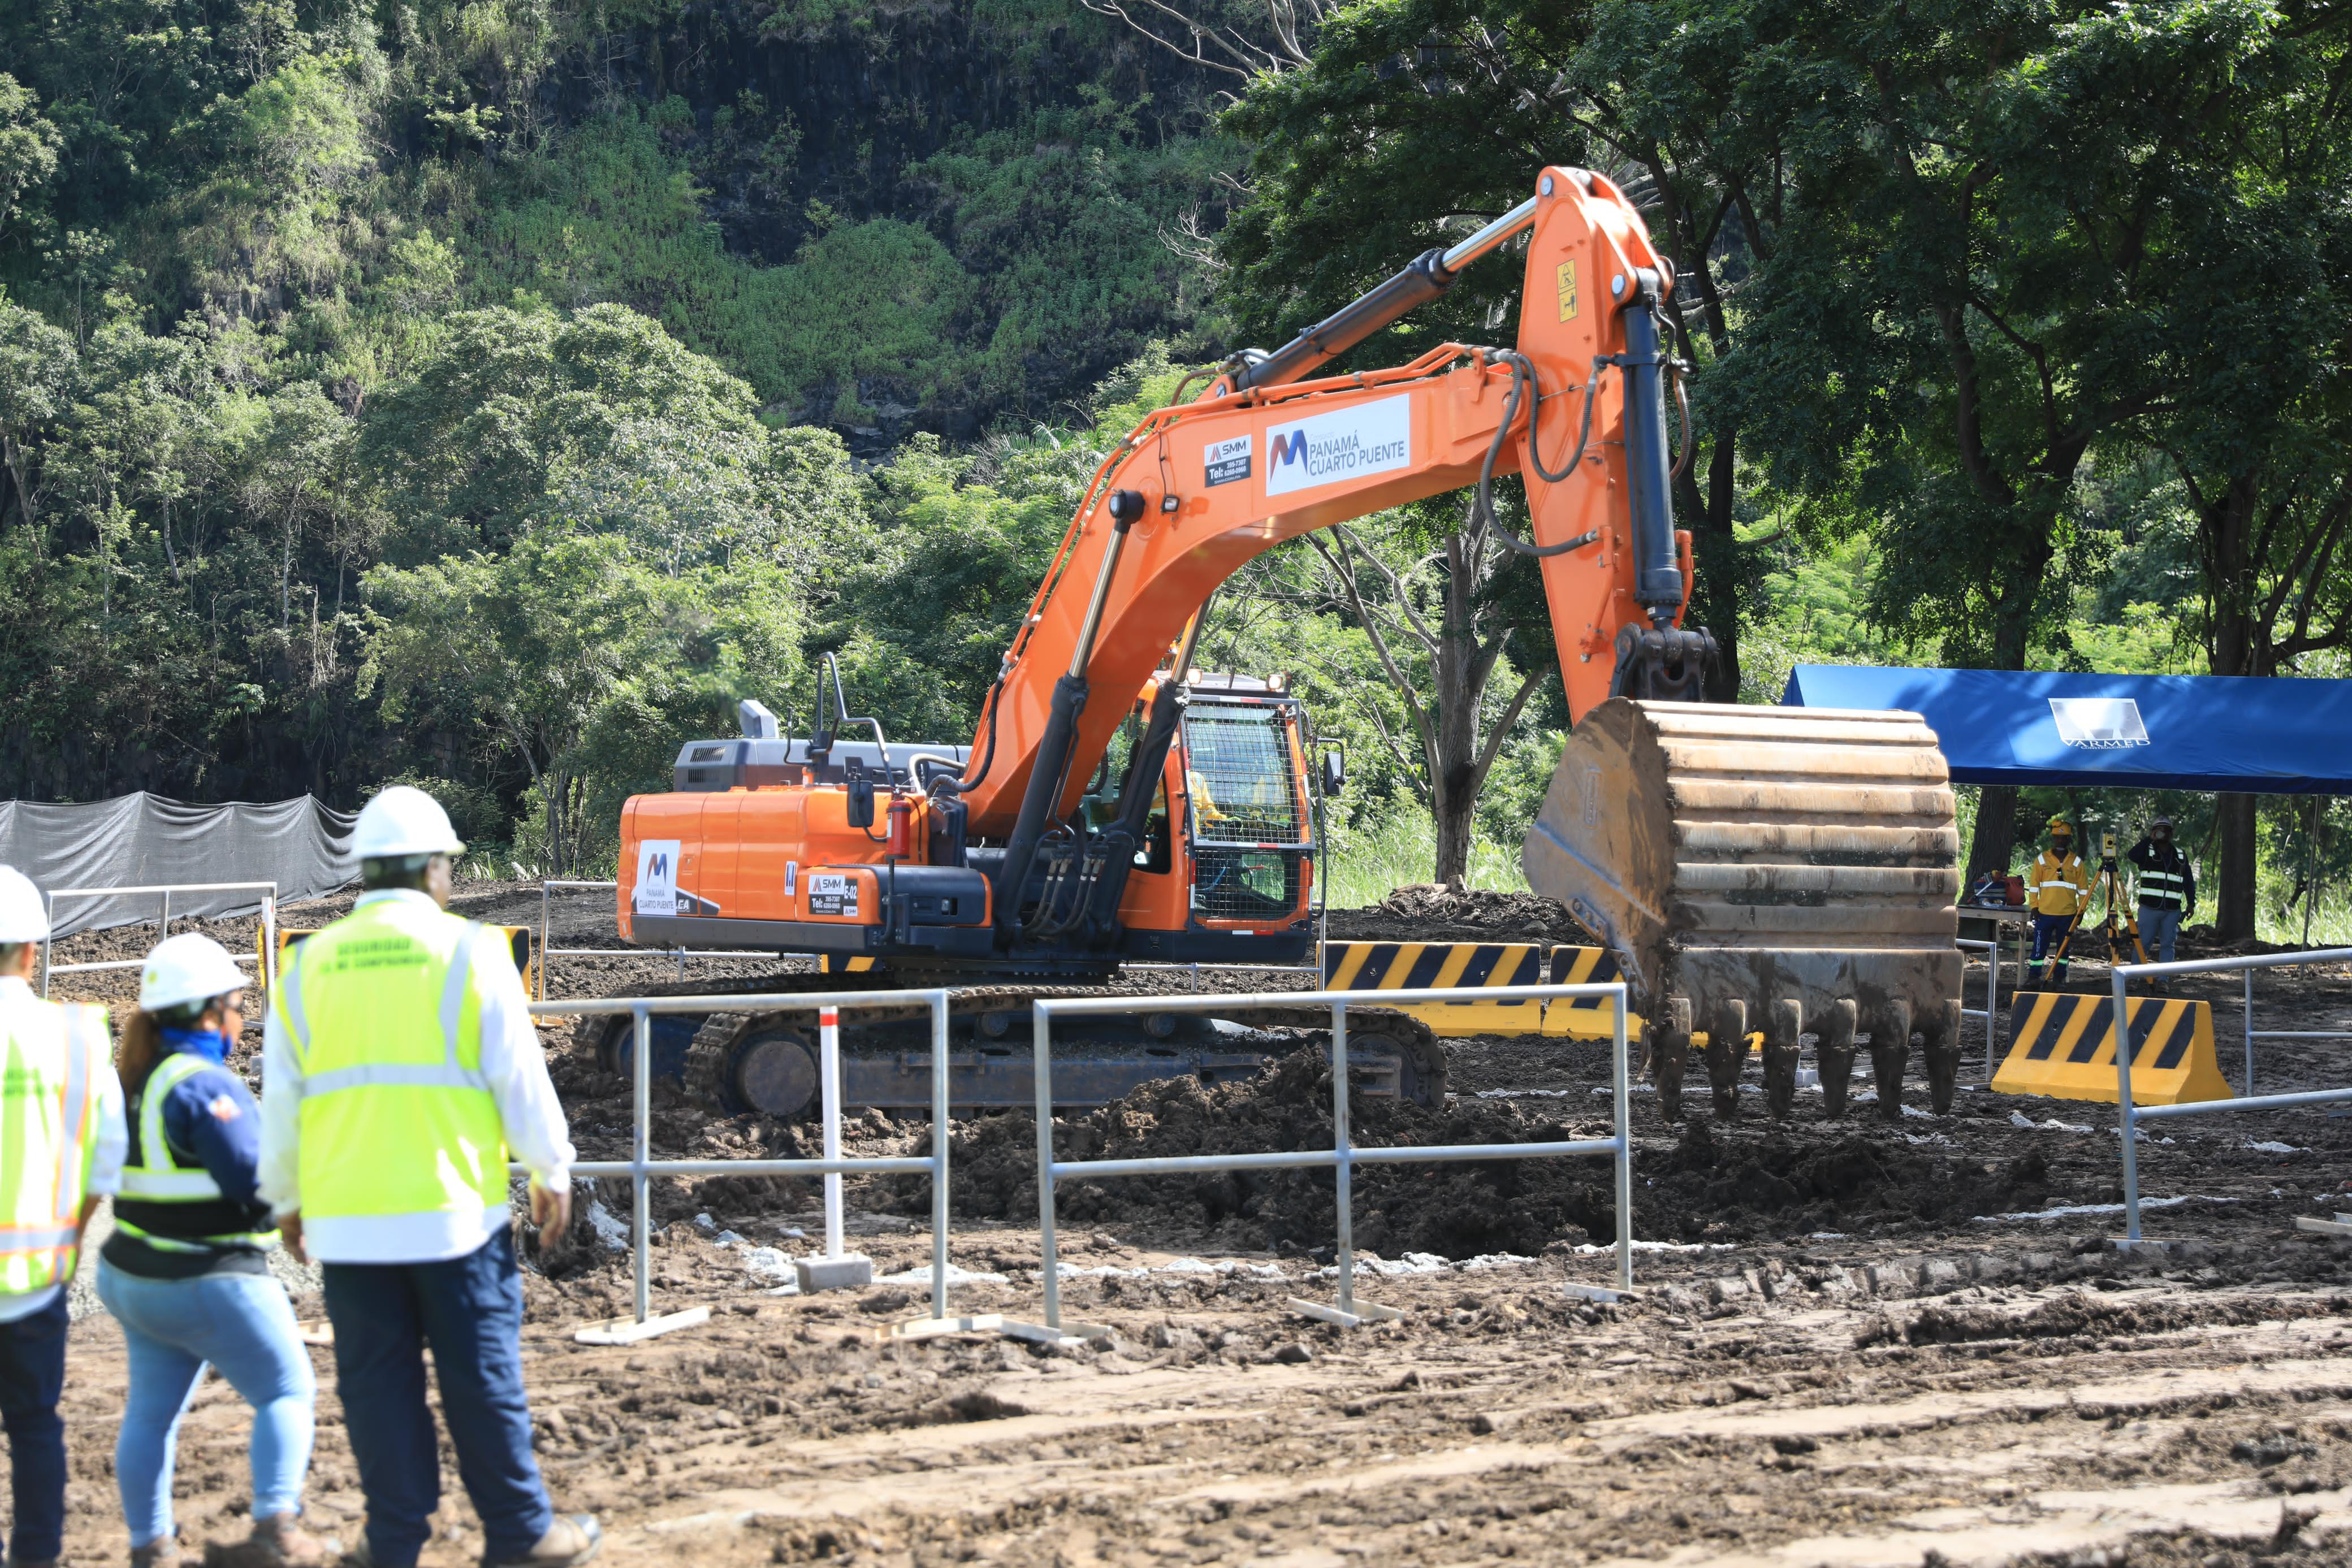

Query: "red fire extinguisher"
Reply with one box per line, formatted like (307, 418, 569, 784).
(885, 795, 916, 860)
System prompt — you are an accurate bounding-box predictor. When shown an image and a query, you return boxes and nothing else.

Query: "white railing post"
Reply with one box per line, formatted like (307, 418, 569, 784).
(820, 1006, 845, 1261)
(928, 990, 949, 1320)
(632, 1004, 652, 1325)
(1331, 997, 1354, 1318)
(1034, 998, 1061, 1332)
(2112, 966, 2141, 1242)
(2243, 968, 2255, 1097)
(1612, 987, 1632, 1292)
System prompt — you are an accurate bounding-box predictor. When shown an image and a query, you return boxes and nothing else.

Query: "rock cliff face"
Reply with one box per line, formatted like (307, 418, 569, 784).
(524, 0, 1232, 441)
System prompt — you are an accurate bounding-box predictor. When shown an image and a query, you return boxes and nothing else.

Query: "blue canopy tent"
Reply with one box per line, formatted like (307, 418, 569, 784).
(1779, 666, 2352, 792)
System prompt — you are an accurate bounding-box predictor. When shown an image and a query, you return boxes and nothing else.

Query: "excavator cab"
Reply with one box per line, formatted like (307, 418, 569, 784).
(1109, 674, 1318, 956)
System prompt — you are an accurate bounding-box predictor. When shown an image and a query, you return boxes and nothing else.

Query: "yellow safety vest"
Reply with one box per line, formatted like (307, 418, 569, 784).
(0, 998, 107, 1296)
(2027, 850, 2089, 917)
(113, 1051, 278, 1254)
(273, 900, 508, 1224)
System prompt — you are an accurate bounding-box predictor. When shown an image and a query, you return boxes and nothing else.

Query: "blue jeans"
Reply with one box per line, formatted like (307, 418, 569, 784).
(2029, 912, 2076, 981)
(322, 1227, 552, 1567)
(96, 1261, 317, 1548)
(0, 1291, 67, 1563)
(2140, 904, 2182, 964)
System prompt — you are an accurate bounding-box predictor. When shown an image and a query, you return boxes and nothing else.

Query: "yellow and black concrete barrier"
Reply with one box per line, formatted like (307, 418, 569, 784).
(1991, 991, 2230, 1106)
(1320, 941, 1554, 1037)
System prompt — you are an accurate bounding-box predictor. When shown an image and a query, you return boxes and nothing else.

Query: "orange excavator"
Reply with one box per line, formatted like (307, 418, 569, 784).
(612, 166, 1963, 1123)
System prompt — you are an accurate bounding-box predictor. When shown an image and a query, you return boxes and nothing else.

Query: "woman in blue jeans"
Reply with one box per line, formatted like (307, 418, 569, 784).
(97, 934, 335, 1568)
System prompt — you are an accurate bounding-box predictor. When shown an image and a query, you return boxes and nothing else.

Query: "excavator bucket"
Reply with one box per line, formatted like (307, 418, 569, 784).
(1522, 700, 1964, 1121)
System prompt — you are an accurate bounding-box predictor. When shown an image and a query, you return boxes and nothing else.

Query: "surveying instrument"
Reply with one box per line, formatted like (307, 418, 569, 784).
(2051, 826, 2149, 978)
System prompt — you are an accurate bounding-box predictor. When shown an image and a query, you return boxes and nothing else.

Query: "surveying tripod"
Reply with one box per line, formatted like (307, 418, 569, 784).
(2048, 830, 2149, 978)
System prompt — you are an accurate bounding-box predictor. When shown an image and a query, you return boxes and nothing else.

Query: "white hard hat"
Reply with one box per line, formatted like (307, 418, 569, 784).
(0, 865, 47, 943)
(353, 785, 466, 859)
(139, 933, 249, 1014)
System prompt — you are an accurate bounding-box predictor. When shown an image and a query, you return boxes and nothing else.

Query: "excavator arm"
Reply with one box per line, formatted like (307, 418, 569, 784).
(942, 164, 1965, 1120)
(953, 169, 1689, 842)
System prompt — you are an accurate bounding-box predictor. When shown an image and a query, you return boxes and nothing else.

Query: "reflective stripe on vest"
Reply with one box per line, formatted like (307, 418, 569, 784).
(276, 904, 508, 1224)
(120, 1052, 228, 1201)
(1, 1001, 101, 1294)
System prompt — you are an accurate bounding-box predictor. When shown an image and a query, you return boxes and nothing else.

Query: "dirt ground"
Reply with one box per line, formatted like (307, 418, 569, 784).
(28, 883, 2352, 1567)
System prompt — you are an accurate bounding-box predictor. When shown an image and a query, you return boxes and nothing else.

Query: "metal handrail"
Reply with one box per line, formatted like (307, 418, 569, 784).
(40, 881, 279, 998)
(529, 987, 952, 1326)
(1031, 981, 1636, 1330)
(1955, 937, 2003, 1082)
(2110, 946, 2352, 1242)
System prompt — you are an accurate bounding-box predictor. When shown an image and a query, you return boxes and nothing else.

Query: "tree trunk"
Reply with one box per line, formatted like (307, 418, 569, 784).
(1681, 425, 1741, 703)
(2214, 793, 2258, 939)
(1966, 786, 2020, 888)
(1961, 518, 2054, 890)
(2201, 469, 2263, 938)
(1428, 557, 1485, 886)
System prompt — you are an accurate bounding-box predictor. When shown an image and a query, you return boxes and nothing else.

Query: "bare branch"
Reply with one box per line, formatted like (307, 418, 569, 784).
(1310, 530, 1438, 779)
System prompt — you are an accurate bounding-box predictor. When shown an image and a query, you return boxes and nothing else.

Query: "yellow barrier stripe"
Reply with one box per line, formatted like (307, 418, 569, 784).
(1325, 943, 1378, 990)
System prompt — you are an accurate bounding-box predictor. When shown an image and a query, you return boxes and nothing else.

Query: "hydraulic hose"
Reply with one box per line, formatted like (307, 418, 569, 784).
(1469, 352, 1605, 558)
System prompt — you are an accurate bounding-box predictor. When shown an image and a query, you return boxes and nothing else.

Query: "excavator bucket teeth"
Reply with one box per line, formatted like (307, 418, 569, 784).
(1522, 700, 1962, 1114)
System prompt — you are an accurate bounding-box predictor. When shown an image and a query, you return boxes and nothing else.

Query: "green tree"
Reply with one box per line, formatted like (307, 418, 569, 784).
(361, 531, 805, 874)
(1707, 0, 2326, 885)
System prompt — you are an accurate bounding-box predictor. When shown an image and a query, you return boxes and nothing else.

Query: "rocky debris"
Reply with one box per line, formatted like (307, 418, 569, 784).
(1325, 885, 1589, 946)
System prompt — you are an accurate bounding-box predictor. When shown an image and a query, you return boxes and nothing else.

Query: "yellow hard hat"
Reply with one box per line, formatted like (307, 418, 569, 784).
(2047, 815, 2073, 831)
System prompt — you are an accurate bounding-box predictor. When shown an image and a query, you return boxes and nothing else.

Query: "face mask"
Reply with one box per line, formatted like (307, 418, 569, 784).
(158, 1026, 231, 1064)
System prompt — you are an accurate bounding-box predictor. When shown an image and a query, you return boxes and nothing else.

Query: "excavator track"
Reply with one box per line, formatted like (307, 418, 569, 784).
(572, 968, 1446, 1119)
(1524, 699, 1964, 1121)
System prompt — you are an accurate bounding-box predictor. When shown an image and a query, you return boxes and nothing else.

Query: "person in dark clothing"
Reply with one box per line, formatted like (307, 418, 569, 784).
(2127, 816, 2197, 974)
(98, 933, 335, 1568)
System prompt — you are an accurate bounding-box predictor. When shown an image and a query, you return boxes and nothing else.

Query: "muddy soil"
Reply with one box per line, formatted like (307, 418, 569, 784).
(1324, 885, 1589, 947)
(31, 885, 2352, 1566)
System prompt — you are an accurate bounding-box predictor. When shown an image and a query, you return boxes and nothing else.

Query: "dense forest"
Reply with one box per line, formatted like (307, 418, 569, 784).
(1, 0, 2347, 935)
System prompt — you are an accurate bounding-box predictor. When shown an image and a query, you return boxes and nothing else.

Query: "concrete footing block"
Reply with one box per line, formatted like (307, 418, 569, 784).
(794, 1253, 875, 1293)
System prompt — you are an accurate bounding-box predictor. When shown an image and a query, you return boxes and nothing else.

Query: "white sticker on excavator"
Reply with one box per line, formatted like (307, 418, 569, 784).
(634, 840, 682, 916)
(1264, 396, 1412, 497)
(808, 872, 859, 919)
(1204, 434, 1252, 487)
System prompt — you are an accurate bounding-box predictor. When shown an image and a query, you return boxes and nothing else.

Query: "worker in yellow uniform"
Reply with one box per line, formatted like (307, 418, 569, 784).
(0, 864, 128, 1568)
(2025, 816, 2091, 986)
(257, 789, 597, 1568)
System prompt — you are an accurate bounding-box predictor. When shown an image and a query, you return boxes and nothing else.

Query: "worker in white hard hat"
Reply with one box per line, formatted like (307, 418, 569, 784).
(256, 788, 594, 1568)
(98, 932, 335, 1568)
(0, 864, 128, 1568)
